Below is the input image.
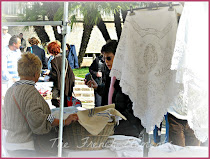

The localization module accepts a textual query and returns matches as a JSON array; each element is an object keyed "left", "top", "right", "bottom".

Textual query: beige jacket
[{"left": 4, "top": 84, "right": 52, "bottom": 143}]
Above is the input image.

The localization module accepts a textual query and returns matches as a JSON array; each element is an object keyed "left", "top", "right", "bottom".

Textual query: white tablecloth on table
[
  {"left": 64, "top": 149, "right": 117, "bottom": 157},
  {"left": 63, "top": 135, "right": 208, "bottom": 158},
  {"left": 2, "top": 132, "right": 208, "bottom": 157},
  {"left": 149, "top": 143, "right": 208, "bottom": 157}
]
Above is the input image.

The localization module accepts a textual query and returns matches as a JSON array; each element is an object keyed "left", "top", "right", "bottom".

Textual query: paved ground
[{"left": 73, "top": 78, "right": 94, "bottom": 109}]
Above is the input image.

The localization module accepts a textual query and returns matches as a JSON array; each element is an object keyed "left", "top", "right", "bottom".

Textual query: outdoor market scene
[{"left": 1, "top": 1, "right": 208, "bottom": 158}]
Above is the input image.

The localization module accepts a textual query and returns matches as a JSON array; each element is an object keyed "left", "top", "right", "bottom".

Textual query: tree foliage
[
  {"left": 70, "top": 2, "right": 103, "bottom": 66},
  {"left": 15, "top": 2, "right": 143, "bottom": 66},
  {"left": 20, "top": 2, "right": 50, "bottom": 46}
]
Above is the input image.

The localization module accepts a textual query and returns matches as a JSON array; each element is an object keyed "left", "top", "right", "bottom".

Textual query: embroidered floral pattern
[{"left": 110, "top": 7, "right": 178, "bottom": 132}]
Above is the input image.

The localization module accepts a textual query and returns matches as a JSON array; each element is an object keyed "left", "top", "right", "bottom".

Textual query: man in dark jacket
[
  {"left": 112, "top": 80, "right": 144, "bottom": 137},
  {"left": 89, "top": 55, "right": 109, "bottom": 107}
]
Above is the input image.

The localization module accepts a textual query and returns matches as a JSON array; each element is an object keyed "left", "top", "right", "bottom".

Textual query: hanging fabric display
[
  {"left": 171, "top": 2, "right": 208, "bottom": 142},
  {"left": 110, "top": 7, "right": 179, "bottom": 132}
]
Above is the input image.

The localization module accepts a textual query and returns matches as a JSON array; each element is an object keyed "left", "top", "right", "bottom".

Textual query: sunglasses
[{"left": 104, "top": 56, "right": 112, "bottom": 61}]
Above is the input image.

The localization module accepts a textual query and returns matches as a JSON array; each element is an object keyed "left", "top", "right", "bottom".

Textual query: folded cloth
[
  {"left": 77, "top": 104, "right": 126, "bottom": 135},
  {"left": 106, "top": 135, "right": 143, "bottom": 157}
]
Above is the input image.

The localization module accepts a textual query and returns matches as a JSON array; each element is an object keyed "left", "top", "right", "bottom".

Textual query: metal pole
[
  {"left": 2, "top": 21, "right": 63, "bottom": 26},
  {"left": 143, "top": 128, "right": 149, "bottom": 157},
  {"left": 58, "top": 2, "right": 68, "bottom": 157}
]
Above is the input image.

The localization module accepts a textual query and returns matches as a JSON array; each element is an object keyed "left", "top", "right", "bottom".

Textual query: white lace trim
[
  {"left": 171, "top": 2, "right": 208, "bottom": 142},
  {"left": 110, "top": 7, "right": 178, "bottom": 132}
]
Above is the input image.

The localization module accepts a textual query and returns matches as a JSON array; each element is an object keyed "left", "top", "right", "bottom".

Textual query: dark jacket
[
  {"left": 26, "top": 45, "right": 47, "bottom": 69},
  {"left": 113, "top": 80, "right": 144, "bottom": 137},
  {"left": 20, "top": 38, "right": 26, "bottom": 52},
  {"left": 96, "top": 66, "right": 110, "bottom": 106},
  {"left": 89, "top": 55, "right": 105, "bottom": 85}
]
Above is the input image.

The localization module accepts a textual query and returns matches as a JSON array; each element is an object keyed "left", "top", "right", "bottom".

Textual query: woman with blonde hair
[
  {"left": 26, "top": 37, "right": 47, "bottom": 69},
  {"left": 3, "top": 53, "right": 78, "bottom": 157}
]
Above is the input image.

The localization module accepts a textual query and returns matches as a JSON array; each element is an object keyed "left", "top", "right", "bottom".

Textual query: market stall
[
  {"left": 2, "top": 2, "right": 208, "bottom": 158},
  {"left": 110, "top": 0, "right": 208, "bottom": 148}
]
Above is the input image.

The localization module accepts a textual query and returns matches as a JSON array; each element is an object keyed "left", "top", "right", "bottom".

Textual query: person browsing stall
[
  {"left": 26, "top": 37, "right": 47, "bottom": 69},
  {"left": 3, "top": 53, "right": 78, "bottom": 157},
  {"left": 85, "top": 40, "right": 144, "bottom": 137},
  {"left": 48, "top": 42, "right": 75, "bottom": 107},
  {"left": 2, "top": 35, "right": 22, "bottom": 84},
  {"left": 86, "top": 40, "right": 115, "bottom": 106},
  {"left": 89, "top": 54, "right": 108, "bottom": 107}
]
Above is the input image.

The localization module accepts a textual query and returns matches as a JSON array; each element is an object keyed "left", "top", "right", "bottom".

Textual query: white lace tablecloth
[
  {"left": 110, "top": 7, "right": 178, "bottom": 132},
  {"left": 171, "top": 2, "right": 209, "bottom": 143}
]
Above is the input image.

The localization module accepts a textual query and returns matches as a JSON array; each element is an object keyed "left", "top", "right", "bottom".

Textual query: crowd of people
[
  {"left": 2, "top": 31, "right": 80, "bottom": 157},
  {"left": 2, "top": 31, "right": 145, "bottom": 157}
]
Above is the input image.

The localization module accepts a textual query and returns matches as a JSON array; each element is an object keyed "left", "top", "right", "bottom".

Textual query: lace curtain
[
  {"left": 110, "top": 7, "right": 179, "bottom": 132},
  {"left": 171, "top": 2, "right": 208, "bottom": 142}
]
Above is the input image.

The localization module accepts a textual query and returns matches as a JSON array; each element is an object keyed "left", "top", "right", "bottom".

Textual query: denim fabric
[
  {"left": 67, "top": 45, "right": 79, "bottom": 69},
  {"left": 153, "top": 114, "right": 169, "bottom": 143}
]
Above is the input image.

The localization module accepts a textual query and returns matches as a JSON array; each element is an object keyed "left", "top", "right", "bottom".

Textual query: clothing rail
[{"left": 128, "top": 2, "right": 180, "bottom": 16}]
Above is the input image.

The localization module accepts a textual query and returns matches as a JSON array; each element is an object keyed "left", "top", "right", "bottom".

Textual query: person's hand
[
  {"left": 43, "top": 69, "right": 50, "bottom": 76},
  {"left": 84, "top": 79, "right": 98, "bottom": 89},
  {"left": 12, "top": 78, "right": 18, "bottom": 82},
  {"left": 96, "top": 71, "right": 102, "bottom": 77},
  {"left": 65, "top": 114, "right": 78, "bottom": 126}
]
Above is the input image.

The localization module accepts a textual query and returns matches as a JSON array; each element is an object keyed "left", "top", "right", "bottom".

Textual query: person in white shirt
[
  {"left": 2, "top": 35, "right": 22, "bottom": 99},
  {"left": 2, "top": 35, "right": 21, "bottom": 83},
  {"left": 2, "top": 26, "right": 11, "bottom": 49}
]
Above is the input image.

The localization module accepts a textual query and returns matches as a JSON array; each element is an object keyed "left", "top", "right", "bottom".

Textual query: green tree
[
  {"left": 16, "top": 2, "right": 143, "bottom": 66},
  {"left": 20, "top": 2, "right": 64, "bottom": 47},
  {"left": 72, "top": 2, "right": 102, "bottom": 66},
  {"left": 22, "top": 2, "right": 50, "bottom": 46},
  {"left": 103, "top": 2, "right": 141, "bottom": 41},
  {"left": 43, "top": 2, "right": 63, "bottom": 44},
  {"left": 96, "top": 16, "right": 111, "bottom": 42}
]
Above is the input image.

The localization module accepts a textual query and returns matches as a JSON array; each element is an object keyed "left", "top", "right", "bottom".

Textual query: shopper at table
[
  {"left": 26, "top": 37, "right": 47, "bottom": 69},
  {"left": 48, "top": 41, "right": 75, "bottom": 107},
  {"left": 85, "top": 40, "right": 144, "bottom": 137},
  {"left": 3, "top": 53, "right": 78, "bottom": 157}
]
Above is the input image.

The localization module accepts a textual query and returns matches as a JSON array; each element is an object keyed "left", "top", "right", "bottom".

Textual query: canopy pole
[
  {"left": 58, "top": 2, "right": 69, "bottom": 157},
  {"left": 143, "top": 128, "right": 149, "bottom": 157}
]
